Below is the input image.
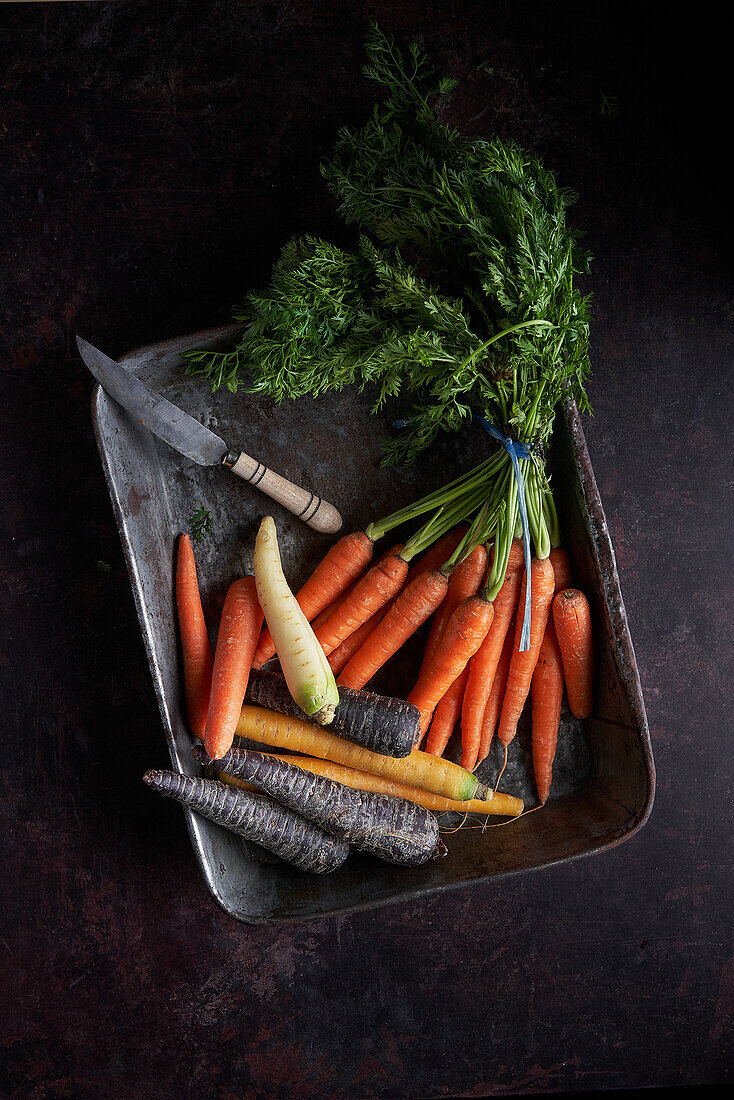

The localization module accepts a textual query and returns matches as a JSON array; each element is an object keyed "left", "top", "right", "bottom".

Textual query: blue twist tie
[{"left": 475, "top": 417, "right": 533, "bottom": 652}]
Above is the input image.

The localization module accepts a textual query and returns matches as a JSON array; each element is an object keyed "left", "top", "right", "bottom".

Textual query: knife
[{"left": 78, "top": 336, "right": 342, "bottom": 534}]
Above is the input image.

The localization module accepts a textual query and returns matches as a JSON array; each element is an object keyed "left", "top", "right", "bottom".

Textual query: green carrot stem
[
  {"left": 544, "top": 489, "right": 561, "bottom": 548},
  {"left": 365, "top": 454, "right": 503, "bottom": 541},
  {"left": 401, "top": 507, "right": 447, "bottom": 562},
  {"left": 524, "top": 465, "right": 543, "bottom": 555},
  {"left": 483, "top": 462, "right": 519, "bottom": 601},
  {"left": 525, "top": 463, "right": 550, "bottom": 560},
  {"left": 440, "top": 478, "right": 507, "bottom": 572},
  {"left": 524, "top": 379, "right": 547, "bottom": 437},
  {"left": 441, "top": 497, "right": 491, "bottom": 573},
  {"left": 466, "top": 320, "right": 554, "bottom": 382},
  {"left": 401, "top": 476, "right": 494, "bottom": 563}
]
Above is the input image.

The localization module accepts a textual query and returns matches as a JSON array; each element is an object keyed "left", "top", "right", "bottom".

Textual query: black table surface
[{"left": 1, "top": 2, "right": 731, "bottom": 1097}]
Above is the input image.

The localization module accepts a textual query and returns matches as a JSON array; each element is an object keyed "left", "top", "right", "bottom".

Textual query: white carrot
[{"left": 253, "top": 516, "right": 339, "bottom": 724}]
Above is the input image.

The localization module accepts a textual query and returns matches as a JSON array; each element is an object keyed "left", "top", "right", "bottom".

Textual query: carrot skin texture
[
  {"left": 204, "top": 577, "right": 263, "bottom": 760},
  {"left": 310, "top": 602, "right": 340, "bottom": 634},
  {"left": 235, "top": 705, "right": 485, "bottom": 801},
  {"left": 326, "top": 538, "right": 436, "bottom": 676},
  {"left": 476, "top": 614, "right": 515, "bottom": 764},
  {"left": 253, "top": 517, "right": 339, "bottom": 722},
  {"left": 418, "top": 544, "right": 488, "bottom": 681},
  {"left": 426, "top": 666, "right": 469, "bottom": 758},
  {"left": 323, "top": 684, "right": 420, "bottom": 756},
  {"left": 460, "top": 540, "right": 525, "bottom": 763},
  {"left": 310, "top": 542, "right": 404, "bottom": 637},
  {"left": 420, "top": 546, "right": 491, "bottom": 759},
  {"left": 410, "top": 596, "right": 495, "bottom": 736},
  {"left": 406, "top": 526, "right": 468, "bottom": 582},
  {"left": 331, "top": 525, "right": 470, "bottom": 678},
  {"left": 143, "top": 770, "right": 349, "bottom": 873},
  {"left": 175, "top": 534, "right": 213, "bottom": 741},
  {"left": 338, "top": 569, "right": 449, "bottom": 690},
  {"left": 531, "top": 620, "right": 564, "bottom": 805},
  {"left": 216, "top": 757, "right": 523, "bottom": 817},
  {"left": 497, "top": 557, "right": 556, "bottom": 747},
  {"left": 549, "top": 547, "right": 572, "bottom": 592},
  {"left": 195, "top": 746, "right": 441, "bottom": 866},
  {"left": 253, "top": 530, "right": 374, "bottom": 667},
  {"left": 314, "top": 554, "right": 409, "bottom": 655},
  {"left": 552, "top": 589, "right": 593, "bottom": 718},
  {"left": 327, "top": 609, "right": 386, "bottom": 674},
  {"left": 245, "top": 669, "right": 419, "bottom": 757}
]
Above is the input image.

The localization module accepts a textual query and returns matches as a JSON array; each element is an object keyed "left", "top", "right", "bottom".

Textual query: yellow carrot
[
  {"left": 216, "top": 756, "right": 523, "bottom": 817},
  {"left": 235, "top": 705, "right": 485, "bottom": 802}
]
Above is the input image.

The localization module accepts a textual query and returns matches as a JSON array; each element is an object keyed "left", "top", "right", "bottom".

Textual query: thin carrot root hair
[
  {"left": 438, "top": 810, "right": 471, "bottom": 834},
  {"left": 492, "top": 742, "right": 509, "bottom": 794},
  {"left": 452, "top": 803, "right": 544, "bottom": 832}
]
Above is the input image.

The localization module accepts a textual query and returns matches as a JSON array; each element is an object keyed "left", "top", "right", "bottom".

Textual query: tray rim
[{"left": 90, "top": 322, "right": 655, "bottom": 925}]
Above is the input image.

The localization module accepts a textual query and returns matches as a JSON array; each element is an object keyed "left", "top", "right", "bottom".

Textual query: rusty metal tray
[{"left": 91, "top": 324, "right": 655, "bottom": 925}]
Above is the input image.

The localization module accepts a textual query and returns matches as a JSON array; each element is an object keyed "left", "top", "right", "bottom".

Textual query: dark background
[{"left": 1, "top": 1, "right": 732, "bottom": 1097}]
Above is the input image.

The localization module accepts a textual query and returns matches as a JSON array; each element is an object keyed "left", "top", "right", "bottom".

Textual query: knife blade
[
  {"left": 78, "top": 336, "right": 229, "bottom": 466},
  {"left": 78, "top": 336, "right": 342, "bottom": 534}
]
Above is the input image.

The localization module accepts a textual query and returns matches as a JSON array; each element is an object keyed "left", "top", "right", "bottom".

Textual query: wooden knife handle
[{"left": 224, "top": 451, "right": 342, "bottom": 534}]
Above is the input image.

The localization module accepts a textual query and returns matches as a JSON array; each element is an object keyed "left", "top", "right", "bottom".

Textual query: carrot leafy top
[
  {"left": 184, "top": 22, "right": 590, "bottom": 470},
  {"left": 184, "top": 24, "right": 591, "bottom": 581}
]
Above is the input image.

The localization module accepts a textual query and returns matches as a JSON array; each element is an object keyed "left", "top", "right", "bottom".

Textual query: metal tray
[{"left": 92, "top": 324, "right": 655, "bottom": 925}]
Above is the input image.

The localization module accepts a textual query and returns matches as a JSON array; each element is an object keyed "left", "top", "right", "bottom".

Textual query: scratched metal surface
[
  {"left": 2, "top": 0, "right": 732, "bottom": 1095},
  {"left": 91, "top": 324, "right": 652, "bottom": 924}
]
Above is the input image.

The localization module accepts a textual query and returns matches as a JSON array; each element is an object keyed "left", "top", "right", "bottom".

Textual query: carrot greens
[
  {"left": 184, "top": 23, "right": 590, "bottom": 585},
  {"left": 189, "top": 507, "right": 212, "bottom": 542}
]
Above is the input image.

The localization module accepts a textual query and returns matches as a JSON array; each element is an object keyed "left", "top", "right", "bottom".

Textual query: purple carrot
[
  {"left": 245, "top": 669, "right": 419, "bottom": 757},
  {"left": 143, "top": 770, "right": 349, "bottom": 874},
  {"left": 193, "top": 745, "right": 442, "bottom": 867}
]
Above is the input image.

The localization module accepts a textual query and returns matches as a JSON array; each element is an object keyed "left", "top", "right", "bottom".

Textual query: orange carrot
[
  {"left": 408, "top": 542, "right": 487, "bottom": 766},
  {"left": 253, "top": 530, "right": 374, "bottom": 667},
  {"left": 326, "top": 540, "right": 424, "bottom": 675},
  {"left": 552, "top": 588, "right": 593, "bottom": 719},
  {"left": 314, "top": 553, "right": 409, "bottom": 656},
  {"left": 406, "top": 526, "right": 468, "bottom": 582},
  {"left": 418, "top": 543, "right": 488, "bottom": 679},
  {"left": 409, "top": 596, "right": 495, "bottom": 736},
  {"left": 476, "top": 612, "right": 515, "bottom": 764},
  {"left": 506, "top": 549, "right": 571, "bottom": 795},
  {"left": 205, "top": 577, "right": 264, "bottom": 760},
  {"left": 310, "top": 601, "right": 339, "bottom": 634},
  {"left": 175, "top": 534, "right": 213, "bottom": 741},
  {"left": 426, "top": 666, "right": 469, "bottom": 758},
  {"left": 311, "top": 543, "right": 403, "bottom": 635},
  {"left": 328, "top": 529, "right": 467, "bottom": 675},
  {"left": 460, "top": 539, "right": 525, "bottom": 764},
  {"left": 549, "top": 547, "right": 572, "bottom": 592},
  {"left": 338, "top": 569, "right": 449, "bottom": 690},
  {"left": 327, "top": 604, "right": 389, "bottom": 674},
  {"left": 497, "top": 557, "right": 556, "bottom": 746},
  {"left": 531, "top": 620, "right": 564, "bottom": 804}
]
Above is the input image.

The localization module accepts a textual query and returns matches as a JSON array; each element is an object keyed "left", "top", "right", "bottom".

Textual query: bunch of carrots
[
  {"left": 173, "top": 517, "right": 525, "bottom": 831},
  {"left": 410, "top": 535, "right": 594, "bottom": 804},
  {"left": 176, "top": 464, "right": 593, "bottom": 825},
  {"left": 176, "top": 464, "right": 500, "bottom": 763},
  {"left": 246, "top": 512, "right": 593, "bottom": 807}
]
